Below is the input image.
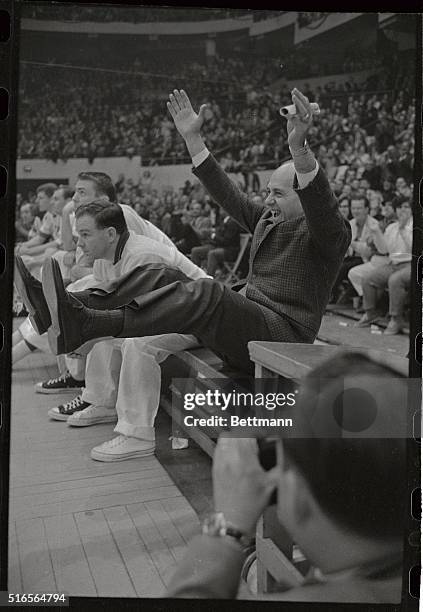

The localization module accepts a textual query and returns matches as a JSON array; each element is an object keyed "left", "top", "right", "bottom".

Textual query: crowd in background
[
  {"left": 16, "top": 22, "right": 415, "bottom": 331},
  {"left": 18, "top": 47, "right": 413, "bottom": 169},
  {"left": 17, "top": 56, "right": 281, "bottom": 164},
  {"left": 16, "top": 97, "right": 414, "bottom": 303}
]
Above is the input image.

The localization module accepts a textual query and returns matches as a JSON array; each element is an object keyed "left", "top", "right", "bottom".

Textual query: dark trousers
[
  {"left": 73, "top": 264, "right": 304, "bottom": 373},
  {"left": 191, "top": 245, "right": 231, "bottom": 276}
]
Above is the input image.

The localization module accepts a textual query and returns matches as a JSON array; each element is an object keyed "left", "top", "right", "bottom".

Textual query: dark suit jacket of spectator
[
  {"left": 212, "top": 216, "right": 241, "bottom": 260},
  {"left": 170, "top": 214, "right": 201, "bottom": 254},
  {"left": 362, "top": 166, "right": 382, "bottom": 191},
  {"left": 191, "top": 215, "right": 213, "bottom": 242},
  {"left": 193, "top": 155, "right": 351, "bottom": 340}
]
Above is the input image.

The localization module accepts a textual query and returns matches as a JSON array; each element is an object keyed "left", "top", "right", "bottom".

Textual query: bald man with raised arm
[{"left": 42, "top": 88, "right": 351, "bottom": 373}]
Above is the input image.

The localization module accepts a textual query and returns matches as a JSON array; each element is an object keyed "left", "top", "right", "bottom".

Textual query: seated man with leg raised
[{"left": 40, "top": 88, "right": 351, "bottom": 374}]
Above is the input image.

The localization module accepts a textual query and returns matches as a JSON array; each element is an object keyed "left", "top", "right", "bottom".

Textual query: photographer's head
[
  {"left": 275, "top": 352, "right": 406, "bottom": 574},
  {"left": 75, "top": 198, "right": 128, "bottom": 262},
  {"left": 265, "top": 161, "right": 303, "bottom": 220},
  {"left": 73, "top": 171, "right": 117, "bottom": 209}
]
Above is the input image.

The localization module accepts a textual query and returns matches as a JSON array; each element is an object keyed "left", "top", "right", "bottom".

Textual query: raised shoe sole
[
  {"left": 14, "top": 258, "right": 46, "bottom": 335},
  {"left": 68, "top": 414, "right": 118, "bottom": 427},
  {"left": 35, "top": 382, "right": 85, "bottom": 395},
  {"left": 43, "top": 258, "right": 69, "bottom": 355}
]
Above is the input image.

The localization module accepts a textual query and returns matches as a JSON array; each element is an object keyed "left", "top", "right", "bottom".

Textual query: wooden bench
[
  {"left": 160, "top": 347, "right": 249, "bottom": 457},
  {"left": 160, "top": 342, "right": 409, "bottom": 593},
  {"left": 248, "top": 341, "right": 409, "bottom": 594}
]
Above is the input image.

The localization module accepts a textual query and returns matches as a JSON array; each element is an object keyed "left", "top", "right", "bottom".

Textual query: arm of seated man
[
  {"left": 17, "top": 232, "right": 49, "bottom": 254},
  {"left": 19, "top": 240, "right": 54, "bottom": 256}
]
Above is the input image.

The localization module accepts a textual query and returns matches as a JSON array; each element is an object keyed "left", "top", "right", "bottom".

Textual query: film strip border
[
  {"left": 0, "top": 4, "right": 420, "bottom": 610},
  {"left": 0, "top": 0, "right": 15, "bottom": 593},
  {"left": 407, "top": 12, "right": 423, "bottom": 608}
]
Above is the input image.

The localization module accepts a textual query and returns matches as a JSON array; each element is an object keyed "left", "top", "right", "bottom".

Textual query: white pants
[
  {"left": 19, "top": 316, "right": 51, "bottom": 351},
  {"left": 81, "top": 334, "right": 199, "bottom": 441},
  {"left": 347, "top": 256, "right": 389, "bottom": 296}
]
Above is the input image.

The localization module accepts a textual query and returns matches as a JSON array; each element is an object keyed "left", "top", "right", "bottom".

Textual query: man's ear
[{"left": 107, "top": 227, "right": 117, "bottom": 242}]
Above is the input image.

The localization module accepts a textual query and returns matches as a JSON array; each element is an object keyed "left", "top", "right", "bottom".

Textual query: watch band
[
  {"left": 290, "top": 140, "right": 310, "bottom": 157},
  {"left": 202, "top": 512, "right": 254, "bottom": 548}
]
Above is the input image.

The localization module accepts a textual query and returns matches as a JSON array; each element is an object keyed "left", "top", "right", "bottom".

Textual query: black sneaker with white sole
[
  {"left": 35, "top": 372, "right": 85, "bottom": 394},
  {"left": 48, "top": 395, "right": 91, "bottom": 421}
]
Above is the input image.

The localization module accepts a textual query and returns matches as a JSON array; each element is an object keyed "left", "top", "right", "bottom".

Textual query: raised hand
[
  {"left": 167, "top": 89, "right": 207, "bottom": 141},
  {"left": 284, "top": 88, "right": 315, "bottom": 150}
]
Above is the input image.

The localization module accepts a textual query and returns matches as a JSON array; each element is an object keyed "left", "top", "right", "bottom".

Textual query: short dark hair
[
  {"left": 392, "top": 195, "right": 410, "bottom": 210},
  {"left": 351, "top": 196, "right": 370, "bottom": 209},
  {"left": 75, "top": 199, "right": 128, "bottom": 235},
  {"left": 339, "top": 197, "right": 350, "bottom": 206},
  {"left": 20, "top": 202, "right": 36, "bottom": 216},
  {"left": 77, "top": 172, "right": 116, "bottom": 202},
  {"left": 36, "top": 183, "right": 57, "bottom": 198},
  {"left": 283, "top": 352, "right": 407, "bottom": 540},
  {"left": 57, "top": 185, "right": 74, "bottom": 201}
]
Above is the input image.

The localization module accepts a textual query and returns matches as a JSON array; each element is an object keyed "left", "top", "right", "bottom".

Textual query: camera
[{"left": 279, "top": 102, "right": 320, "bottom": 117}]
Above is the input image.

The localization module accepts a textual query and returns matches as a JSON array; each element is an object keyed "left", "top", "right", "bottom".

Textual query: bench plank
[{"left": 248, "top": 342, "right": 408, "bottom": 379}]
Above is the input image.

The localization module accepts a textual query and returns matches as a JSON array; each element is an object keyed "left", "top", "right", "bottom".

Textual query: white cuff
[
  {"left": 192, "top": 148, "right": 210, "bottom": 168},
  {"left": 296, "top": 162, "right": 319, "bottom": 189}
]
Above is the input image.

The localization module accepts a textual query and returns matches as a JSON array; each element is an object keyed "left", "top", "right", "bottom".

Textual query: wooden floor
[
  {"left": 8, "top": 348, "right": 204, "bottom": 598},
  {"left": 319, "top": 308, "right": 409, "bottom": 355},
  {"left": 7, "top": 309, "right": 409, "bottom": 599}
]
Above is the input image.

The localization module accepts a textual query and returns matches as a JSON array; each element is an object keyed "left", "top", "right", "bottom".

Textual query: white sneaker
[
  {"left": 67, "top": 404, "right": 117, "bottom": 427},
  {"left": 91, "top": 435, "right": 155, "bottom": 462}
]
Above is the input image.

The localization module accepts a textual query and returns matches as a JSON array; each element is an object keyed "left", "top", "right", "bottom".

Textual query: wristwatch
[{"left": 202, "top": 512, "right": 254, "bottom": 549}]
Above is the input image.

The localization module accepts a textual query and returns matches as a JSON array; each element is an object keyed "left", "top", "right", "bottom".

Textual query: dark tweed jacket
[{"left": 193, "top": 154, "right": 351, "bottom": 341}]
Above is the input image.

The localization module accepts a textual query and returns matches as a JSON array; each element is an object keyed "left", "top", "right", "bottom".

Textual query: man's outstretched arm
[
  {"left": 167, "top": 89, "right": 265, "bottom": 233},
  {"left": 285, "top": 89, "right": 351, "bottom": 259}
]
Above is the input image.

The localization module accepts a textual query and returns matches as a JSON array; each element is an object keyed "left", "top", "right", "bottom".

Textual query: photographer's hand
[
  {"left": 212, "top": 436, "right": 278, "bottom": 535},
  {"left": 167, "top": 89, "right": 208, "bottom": 158}
]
